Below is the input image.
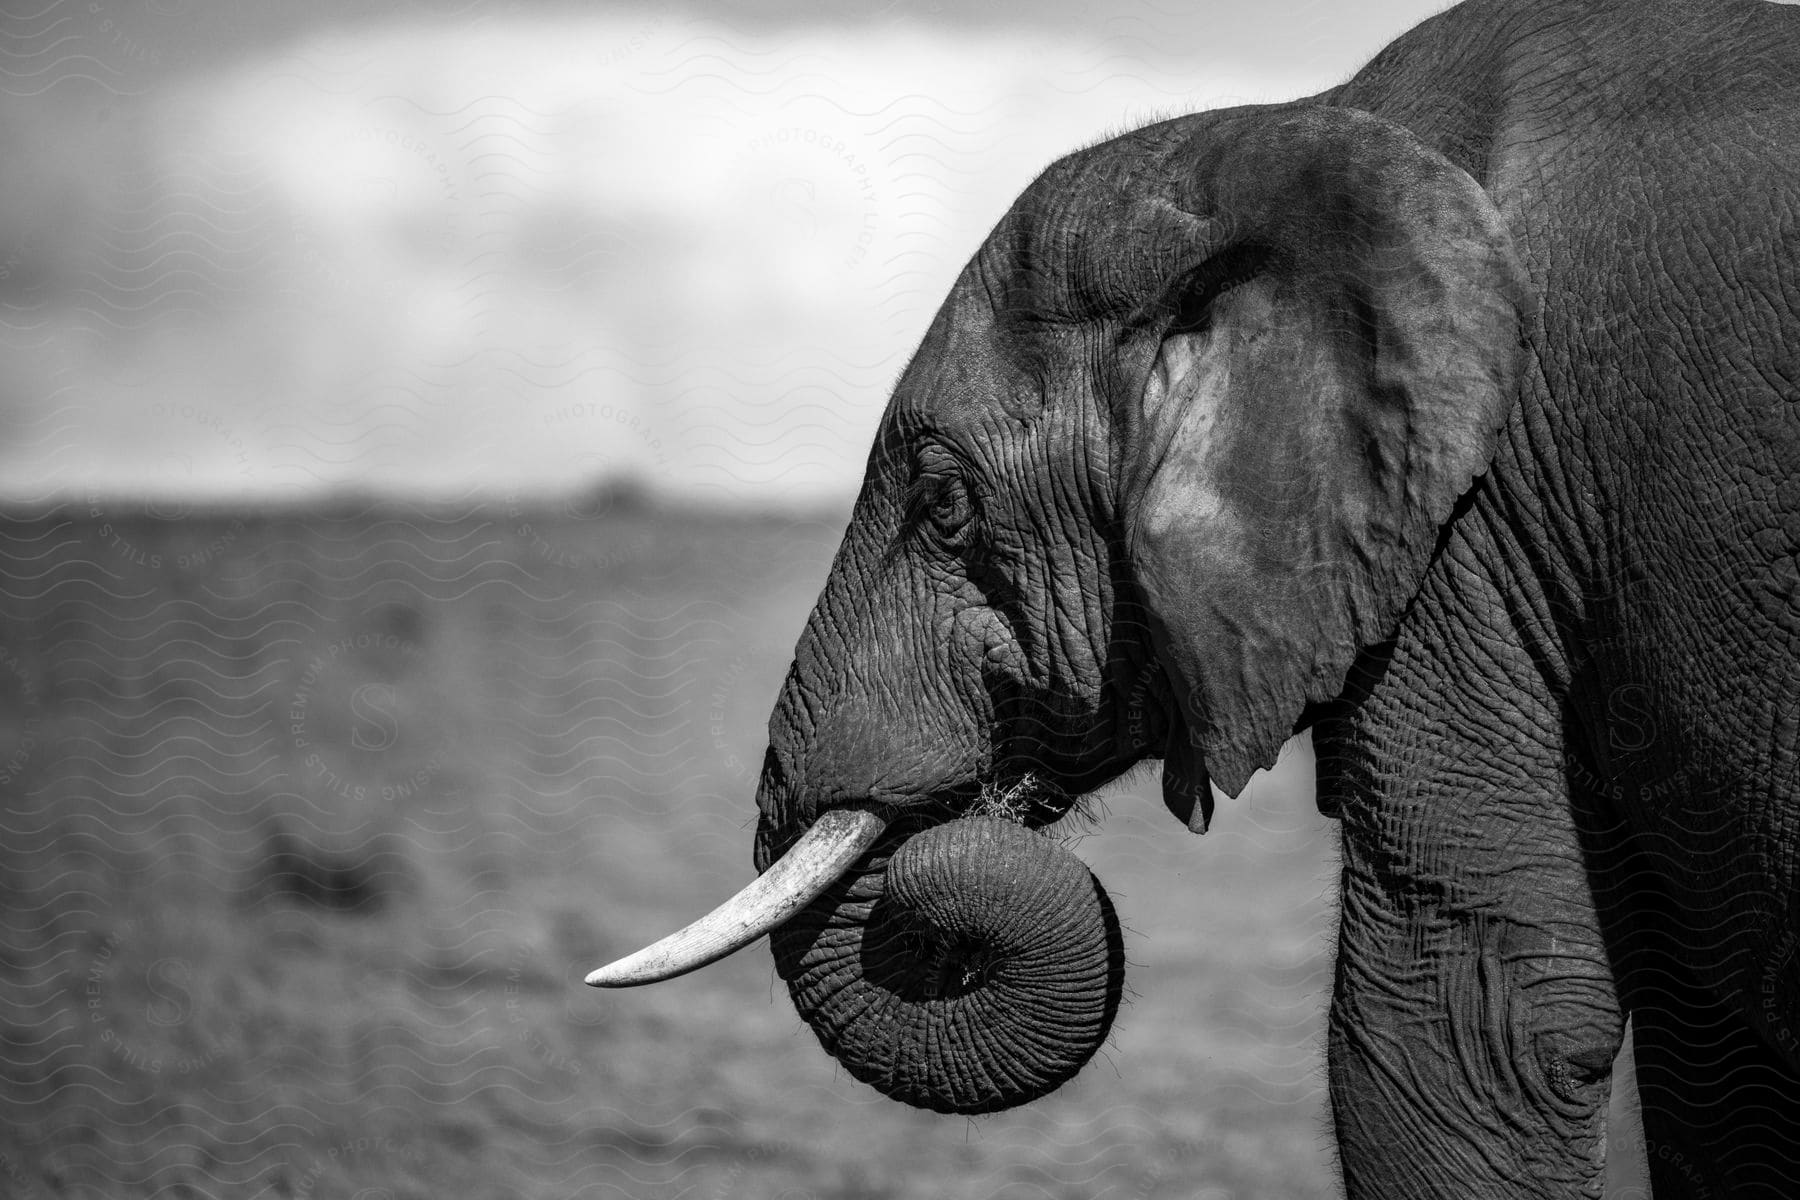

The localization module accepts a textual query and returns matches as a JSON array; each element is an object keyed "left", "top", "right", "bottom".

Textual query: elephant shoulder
[{"left": 1331, "top": 0, "right": 1800, "bottom": 189}]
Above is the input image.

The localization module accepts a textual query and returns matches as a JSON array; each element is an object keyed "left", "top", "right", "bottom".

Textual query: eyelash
[{"left": 904, "top": 466, "right": 978, "bottom": 547}]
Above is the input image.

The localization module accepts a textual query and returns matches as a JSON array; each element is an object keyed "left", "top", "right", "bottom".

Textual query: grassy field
[{"left": 0, "top": 501, "right": 1337, "bottom": 1200}]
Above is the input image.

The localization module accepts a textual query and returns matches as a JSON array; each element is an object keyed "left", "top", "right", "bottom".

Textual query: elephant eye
[
  {"left": 926, "top": 474, "right": 972, "bottom": 536},
  {"left": 902, "top": 455, "right": 977, "bottom": 551},
  {"left": 1534, "top": 1036, "right": 1615, "bottom": 1105},
  {"left": 900, "top": 441, "right": 983, "bottom": 554}
]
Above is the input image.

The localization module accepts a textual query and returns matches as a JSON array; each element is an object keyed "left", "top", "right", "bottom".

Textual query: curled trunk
[{"left": 771, "top": 814, "right": 1124, "bottom": 1114}]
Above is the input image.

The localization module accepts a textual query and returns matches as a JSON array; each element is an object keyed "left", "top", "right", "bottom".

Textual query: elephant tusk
[{"left": 585, "top": 806, "right": 887, "bottom": 987}]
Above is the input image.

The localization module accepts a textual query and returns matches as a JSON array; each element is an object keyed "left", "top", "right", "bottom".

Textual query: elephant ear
[{"left": 1122, "top": 105, "right": 1531, "bottom": 804}]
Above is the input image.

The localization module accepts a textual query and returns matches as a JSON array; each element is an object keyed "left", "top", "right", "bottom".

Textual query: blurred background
[{"left": 0, "top": 0, "right": 1444, "bottom": 1196}]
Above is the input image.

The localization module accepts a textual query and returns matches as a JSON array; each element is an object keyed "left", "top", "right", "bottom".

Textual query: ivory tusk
[{"left": 585, "top": 806, "right": 887, "bottom": 987}]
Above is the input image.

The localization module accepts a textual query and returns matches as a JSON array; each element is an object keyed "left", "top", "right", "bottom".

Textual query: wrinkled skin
[{"left": 743, "top": 0, "right": 1800, "bottom": 1195}]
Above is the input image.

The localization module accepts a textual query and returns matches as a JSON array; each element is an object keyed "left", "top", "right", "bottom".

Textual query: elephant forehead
[
  {"left": 975, "top": 129, "right": 1206, "bottom": 324},
  {"left": 980, "top": 193, "right": 1185, "bottom": 323},
  {"left": 884, "top": 294, "right": 1019, "bottom": 427},
  {"left": 877, "top": 129, "right": 1206, "bottom": 432}
]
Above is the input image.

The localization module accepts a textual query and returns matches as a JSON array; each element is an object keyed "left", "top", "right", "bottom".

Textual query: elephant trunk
[{"left": 771, "top": 813, "right": 1124, "bottom": 1114}]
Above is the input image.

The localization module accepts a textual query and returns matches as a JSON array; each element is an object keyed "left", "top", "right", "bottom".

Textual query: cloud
[{"left": 0, "top": 6, "right": 1374, "bottom": 506}]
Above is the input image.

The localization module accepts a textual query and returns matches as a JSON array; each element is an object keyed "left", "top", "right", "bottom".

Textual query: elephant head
[{"left": 589, "top": 103, "right": 1527, "bottom": 1115}]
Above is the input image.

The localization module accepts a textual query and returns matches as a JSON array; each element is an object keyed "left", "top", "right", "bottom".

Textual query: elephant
[{"left": 588, "top": 0, "right": 1800, "bottom": 1194}]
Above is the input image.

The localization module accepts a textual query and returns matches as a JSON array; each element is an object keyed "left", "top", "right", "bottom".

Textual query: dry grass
[{"left": 0, "top": 502, "right": 1337, "bottom": 1199}]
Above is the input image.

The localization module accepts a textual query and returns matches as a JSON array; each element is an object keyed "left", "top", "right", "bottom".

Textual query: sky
[{"left": 1, "top": 0, "right": 1449, "bottom": 508}]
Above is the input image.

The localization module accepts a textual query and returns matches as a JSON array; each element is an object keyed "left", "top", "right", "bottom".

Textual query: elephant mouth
[{"left": 966, "top": 770, "right": 1081, "bottom": 828}]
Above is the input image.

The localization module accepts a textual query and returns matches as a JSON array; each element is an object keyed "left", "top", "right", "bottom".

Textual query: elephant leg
[
  {"left": 1610, "top": 898, "right": 1800, "bottom": 1197},
  {"left": 1321, "top": 530, "right": 1625, "bottom": 1197},
  {"left": 1328, "top": 891, "right": 1620, "bottom": 1199},
  {"left": 1575, "top": 772, "right": 1800, "bottom": 1197},
  {"left": 1327, "top": 747, "right": 1622, "bottom": 1197}
]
